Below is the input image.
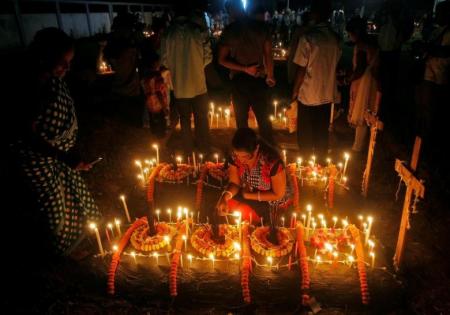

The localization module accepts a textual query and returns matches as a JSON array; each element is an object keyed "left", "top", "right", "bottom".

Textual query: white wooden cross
[{"left": 393, "top": 137, "right": 425, "bottom": 271}]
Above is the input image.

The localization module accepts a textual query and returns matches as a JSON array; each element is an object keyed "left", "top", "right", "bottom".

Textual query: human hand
[
  {"left": 244, "top": 65, "right": 259, "bottom": 77},
  {"left": 75, "top": 162, "right": 93, "bottom": 171},
  {"left": 216, "top": 197, "right": 229, "bottom": 216},
  {"left": 266, "top": 76, "right": 276, "bottom": 87}
]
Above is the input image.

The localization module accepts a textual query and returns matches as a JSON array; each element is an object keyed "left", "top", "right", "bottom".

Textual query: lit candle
[
  {"left": 199, "top": 154, "right": 203, "bottom": 166},
  {"left": 114, "top": 218, "right": 121, "bottom": 236},
  {"left": 107, "top": 222, "right": 115, "bottom": 238},
  {"left": 210, "top": 111, "right": 214, "bottom": 128},
  {"left": 167, "top": 208, "right": 172, "bottom": 223},
  {"left": 233, "top": 211, "right": 242, "bottom": 243},
  {"left": 131, "top": 251, "right": 137, "bottom": 264},
  {"left": 365, "top": 216, "right": 373, "bottom": 244},
  {"left": 281, "top": 216, "right": 285, "bottom": 227},
  {"left": 343, "top": 152, "right": 350, "bottom": 177},
  {"left": 225, "top": 108, "right": 230, "bottom": 127},
  {"left": 368, "top": 239, "right": 375, "bottom": 252},
  {"left": 283, "top": 117, "right": 287, "bottom": 128},
  {"left": 278, "top": 113, "right": 282, "bottom": 121},
  {"left": 270, "top": 115, "right": 275, "bottom": 122},
  {"left": 332, "top": 216, "right": 338, "bottom": 228},
  {"left": 316, "top": 255, "right": 321, "bottom": 265},
  {"left": 370, "top": 252, "right": 375, "bottom": 268},
  {"left": 152, "top": 143, "right": 159, "bottom": 164},
  {"left": 312, "top": 155, "right": 316, "bottom": 168},
  {"left": 260, "top": 217, "right": 264, "bottom": 227},
  {"left": 155, "top": 209, "right": 160, "bottom": 222},
  {"left": 209, "top": 253, "right": 215, "bottom": 270},
  {"left": 135, "top": 160, "right": 145, "bottom": 182},
  {"left": 210, "top": 102, "right": 215, "bottom": 116},
  {"left": 89, "top": 223, "right": 104, "bottom": 256},
  {"left": 119, "top": 195, "right": 131, "bottom": 223},
  {"left": 184, "top": 207, "right": 189, "bottom": 236},
  {"left": 216, "top": 113, "right": 219, "bottom": 128},
  {"left": 273, "top": 100, "right": 278, "bottom": 117},
  {"left": 214, "top": 153, "right": 219, "bottom": 165},
  {"left": 302, "top": 214, "right": 306, "bottom": 226},
  {"left": 282, "top": 150, "right": 287, "bottom": 164},
  {"left": 192, "top": 152, "right": 197, "bottom": 169},
  {"left": 348, "top": 255, "right": 354, "bottom": 266},
  {"left": 112, "top": 244, "right": 118, "bottom": 252},
  {"left": 187, "top": 254, "right": 193, "bottom": 267},
  {"left": 153, "top": 252, "right": 159, "bottom": 265},
  {"left": 267, "top": 256, "right": 273, "bottom": 269},
  {"left": 182, "top": 234, "right": 187, "bottom": 251},
  {"left": 176, "top": 156, "right": 182, "bottom": 166},
  {"left": 350, "top": 243, "right": 355, "bottom": 255},
  {"left": 291, "top": 212, "right": 297, "bottom": 228}
]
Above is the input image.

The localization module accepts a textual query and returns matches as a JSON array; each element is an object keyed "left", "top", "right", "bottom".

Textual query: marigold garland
[
  {"left": 348, "top": 224, "right": 370, "bottom": 305},
  {"left": 190, "top": 224, "right": 239, "bottom": 257},
  {"left": 130, "top": 222, "right": 176, "bottom": 252},
  {"left": 297, "top": 223, "right": 310, "bottom": 306},
  {"left": 241, "top": 223, "right": 252, "bottom": 303},
  {"left": 250, "top": 226, "right": 293, "bottom": 257},
  {"left": 169, "top": 222, "right": 187, "bottom": 297},
  {"left": 157, "top": 163, "right": 192, "bottom": 182},
  {"left": 107, "top": 217, "right": 147, "bottom": 295}
]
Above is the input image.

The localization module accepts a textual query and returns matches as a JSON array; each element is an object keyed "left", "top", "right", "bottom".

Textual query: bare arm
[
  {"left": 291, "top": 65, "right": 306, "bottom": 101},
  {"left": 218, "top": 44, "right": 259, "bottom": 76}
]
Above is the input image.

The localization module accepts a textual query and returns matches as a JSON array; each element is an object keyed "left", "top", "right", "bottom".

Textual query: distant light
[{"left": 242, "top": 0, "right": 247, "bottom": 10}]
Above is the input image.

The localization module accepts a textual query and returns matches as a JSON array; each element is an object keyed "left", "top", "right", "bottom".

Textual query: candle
[
  {"left": 291, "top": 212, "right": 297, "bottom": 228},
  {"left": 332, "top": 216, "right": 338, "bottom": 228},
  {"left": 131, "top": 251, "right": 137, "bottom": 264},
  {"left": 182, "top": 234, "right": 187, "bottom": 251},
  {"left": 107, "top": 222, "right": 115, "bottom": 238},
  {"left": 343, "top": 152, "right": 350, "bottom": 177},
  {"left": 153, "top": 252, "right": 159, "bottom": 265},
  {"left": 316, "top": 255, "right": 321, "bottom": 265},
  {"left": 214, "top": 153, "right": 219, "bottom": 165},
  {"left": 152, "top": 144, "right": 159, "bottom": 164},
  {"left": 249, "top": 212, "right": 253, "bottom": 225},
  {"left": 176, "top": 156, "right": 182, "bottom": 166},
  {"left": 135, "top": 160, "right": 145, "bottom": 182},
  {"left": 105, "top": 227, "right": 111, "bottom": 244},
  {"left": 348, "top": 255, "right": 354, "bottom": 266},
  {"left": 370, "top": 252, "right": 375, "bottom": 268},
  {"left": 89, "top": 223, "right": 104, "bottom": 256},
  {"left": 281, "top": 216, "right": 285, "bottom": 227},
  {"left": 112, "top": 244, "right": 118, "bottom": 252},
  {"left": 192, "top": 152, "right": 197, "bottom": 169},
  {"left": 301, "top": 214, "right": 306, "bottom": 226},
  {"left": 350, "top": 243, "right": 355, "bottom": 255},
  {"left": 120, "top": 195, "right": 131, "bottom": 223},
  {"left": 269, "top": 115, "right": 275, "bottom": 122},
  {"left": 199, "top": 154, "right": 203, "bottom": 166},
  {"left": 312, "top": 155, "right": 316, "bottom": 168},
  {"left": 210, "top": 111, "right": 214, "bottom": 128},
  {"left": 282, "top": 150, "right": 287, "bottom": 164},
  {"left": 326, "top": 158, "right": 331, "bottom": 166},
  {"left": 114, "top": 218, "right": 121, "bottom": 236},
  {"left": 273, "top": 100, "right": 278, "bottom": 117},
  {"left": 155, "top": 209, "right": 160, "bottom": 222},
  {"left": 368, "top": 239, "right": 375, "bottom": 252},
  {"left": 261, "top": 217, "right": 264, "bottom": 227},
  {"left": 191, "top": 211, "right": 194, "bottom": 230},
  {"left": 187, "top": 254, "right": 193, "bottom": 267},
  {"left": 233, "top": 211, "right": 242, "bottom": 243},
  {"left": 365, "top": 216, "right": 373, "bottom": 244},
  {"left": 216, "top": 113, "right": 219, "bottom": 128},
  {"left": 283, "top": 117, "right": 287, "bottom": 128},
  {"left": 209, "top": 253, "right": 215, "bottom": 270},
  {"left": 267, "top": 256, "right": 273, "bottom": 269},
  {"left": 210, "top": 102, "right": 214, "bottom": 117},
  {"left": 184, "top": 208, "right": 189, "bottom": 236},
  {"left": 167, "top": 208, "right": 172, "bottom": 223},
  {"left": 278, "top": 113, "right": 282, "bottom": 121},
  {"left": 218, "top": 107, "right": 222, "bottom": 118},
  {"left": 225, "top": 108, "right": 230, "bottom": 127}
]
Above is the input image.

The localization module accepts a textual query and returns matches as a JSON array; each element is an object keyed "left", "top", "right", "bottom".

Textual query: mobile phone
[{"left": 89, "top": 157, "right": 103, "bottom": 166}]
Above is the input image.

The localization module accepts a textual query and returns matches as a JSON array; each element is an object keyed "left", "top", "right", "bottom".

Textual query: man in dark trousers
[{"left": 218, "top": 0, "right": 275, "bottom": 145}]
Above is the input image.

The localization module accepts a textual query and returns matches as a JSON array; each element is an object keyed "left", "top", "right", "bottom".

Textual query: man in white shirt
[
  {"left": 291, "top": 0, "right": 341, "bottom": 158},
  {"left": 160, "top": 3, "right": 212, "bottom": 155}
]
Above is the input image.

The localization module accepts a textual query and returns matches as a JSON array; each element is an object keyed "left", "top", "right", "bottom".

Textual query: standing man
[
  {"left": 160, "top": 2, "right": 212, "bottom": 155},
  {"left": 218, "top": 0, "right": 276, "bottom": 145},
  {"left": 291, "top": 0, "right": 341, "bottom": 158}
]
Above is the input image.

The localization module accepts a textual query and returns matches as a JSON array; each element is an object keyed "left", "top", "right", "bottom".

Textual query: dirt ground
[{"left": 3, "top": 57, "right": 450, "bottom": 314}]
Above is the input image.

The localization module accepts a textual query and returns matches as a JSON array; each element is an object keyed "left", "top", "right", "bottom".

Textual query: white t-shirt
[
  {"left": 424, "top": 26, "right": 450, "bottom": 85},
  {"left": 293, "top": 23, "right": 341, "bottom": 106}
]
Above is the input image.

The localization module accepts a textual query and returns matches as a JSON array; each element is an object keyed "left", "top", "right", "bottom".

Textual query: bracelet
[
  {"left": 257, "top": 191, "right": 261, "bottom": 202},
  {"left": 222, "top": 190, "right": 233, "bottom": 200}
]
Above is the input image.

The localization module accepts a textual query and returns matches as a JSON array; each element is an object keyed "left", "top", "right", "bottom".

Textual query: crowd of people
[{"left": 4, "top": 0, "right": 449, "bottom": 256}]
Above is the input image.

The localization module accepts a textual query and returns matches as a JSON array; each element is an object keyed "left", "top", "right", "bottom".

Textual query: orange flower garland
[
  {"left": 191, "top": 224, "right": 239, "bottom": 257},
  {"left": 288, "top": 163, "right": 300, "bottom": 211},
  {"left": 130, "top": 222, "right": 176, "bottom": 252},
  {"left": 348, "top": 224, "right": 370, "bottom": 305},
  {"left": 169, "top": 222, "right": 187, "bottom": 297},
  {"left": 147, "top": 164, "right": 165, "bottom": 206},
  {"left": 296, "top": 224, "right": 310, "bottom": 306},
  {"left": 250, "top": 226, "right": 293, "bottom": 257},
  {"left": 195, "top": 165, "right": 209, "bottom": 210},
  {"left": 241, "top": 223, "right": 252, "bottom": 304},
  {"left": 107, "top": 217, "right": 147, "bottom": 295}
]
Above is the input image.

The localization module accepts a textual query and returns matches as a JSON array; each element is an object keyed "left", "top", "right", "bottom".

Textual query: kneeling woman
[{"left": 216, "top": 128, "right": 292, "bottom": 238}]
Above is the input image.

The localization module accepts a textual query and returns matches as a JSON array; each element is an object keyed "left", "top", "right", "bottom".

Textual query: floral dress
[
  {"left": 231, "top": 153, "right": 293, "bottom": 209},
  {"left": 12, "top": 77, "right": 101, "bottom": 255}
]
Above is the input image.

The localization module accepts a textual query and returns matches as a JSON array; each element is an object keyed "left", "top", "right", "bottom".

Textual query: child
[{"left": 140, "top": 51, "right": 168, "bottom": 138}]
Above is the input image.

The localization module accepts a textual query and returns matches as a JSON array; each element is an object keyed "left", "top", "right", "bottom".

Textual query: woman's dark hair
[
  {"left": 27, "top": 27, "right": 74, "bottom": 74},
  {"left": 231, "top": 128, "right": 281, "bottom": 162}
]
